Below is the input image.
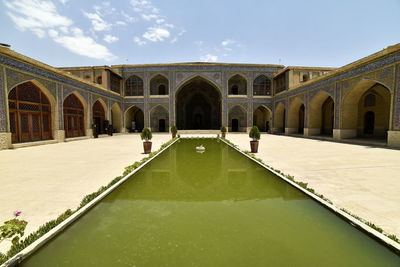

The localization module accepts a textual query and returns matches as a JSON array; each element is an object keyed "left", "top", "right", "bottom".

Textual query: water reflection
[{"left": 111, "top": 139, "right": 307, "bottom": 202}]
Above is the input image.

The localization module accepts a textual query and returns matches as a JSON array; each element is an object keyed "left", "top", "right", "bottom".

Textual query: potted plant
[
  {"left": 171, "top": 125, "right": 178, "bottom": 138},
  {"left": 249, "top": 126, "right": 260, "bottom": 153},
  {"left": 220, "top": 126, "right": 227, "bottom": 138},
  {"left": 141, "top": 127, "right": 152, "bottom": 154}
]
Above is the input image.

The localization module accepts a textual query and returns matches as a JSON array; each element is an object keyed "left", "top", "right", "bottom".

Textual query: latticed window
[
  {"left": 8, "top": 81, "right": 52, "bottom": 143},
  {"left": 253, "top": 75, "right": 271, "bottom": 96},
  {"left": 125, "top": 75, "right": 144, "bottom": 96}
]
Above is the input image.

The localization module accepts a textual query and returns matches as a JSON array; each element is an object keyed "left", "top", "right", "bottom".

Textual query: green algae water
[{"left": 22, "top": 139, "right": 400, "bottom": 267}]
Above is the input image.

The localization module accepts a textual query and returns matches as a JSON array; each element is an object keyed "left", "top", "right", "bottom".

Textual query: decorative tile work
[
  {"left": 274, "top": 51, "right": 400, "bottom": 102},
  {"left": 308, "top": 84, "right": 335, "bottom": 102},
  {"left": 0, "top": 55, "right": 122, "bottom": 101},
  {"left": 124, "top": 102, "right": 144, "bottom": 112},
  {"left": 175, "top": 71, "right": 222, "bottom": 88},
  {"left": 63, "top": 85, "right": 89, "bottom": 102},
  {"left": 149, "top": 103, "right": 169, "bottom": 111},
  {"left": 122, "top": 65, "right": 280, "bottom": 73},
  {"left": 0, "top": 67, "right": 6, "bottom": 132},
  {"left": 394, "top": 65, "right": 400, "bottom": 130},
  {"left": 228, "top": 102, "right": 247, "bottom": 111},
  {"left": 148, "top": 97, "right": 169, "bottom": 103}
]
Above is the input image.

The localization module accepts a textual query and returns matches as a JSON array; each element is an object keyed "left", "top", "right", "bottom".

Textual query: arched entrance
[
  {"left": 228, "top": 105, "right": 247, "bottom": 132},
  {"left": 92, "top": 100, "right": 106, "bottom": 135},
  {"left": 63, "top": 93, "right": 85, "bottom": 138},
  {"left": 150, "top": 105, "right": 169, "bottom": 132},
  {"left": 341, "top": 80, "right": 391, "bottom": 140},
  {"left": 253, "top": 105, "right": 271, "bottom": 132},
  {"left": 8, "top": 81, "right": 52, "bottom": 143},
  {"left": 308, "top": 91, "right": 334, "bottom": 136},
  {"left": 176, "top": 76, "right": 221, "bottom": 130},
  {"left": 111, "top": 103, "right": 122, "bottom": 133},
  {"left": 125, "top": 106, "right": 144, "bottom": 132},
  {"left": 287, "top": 97, "right": 305, "bottom": 134},
  {"left": 274, "top": 102, "right": 285, "bottom": 133}
]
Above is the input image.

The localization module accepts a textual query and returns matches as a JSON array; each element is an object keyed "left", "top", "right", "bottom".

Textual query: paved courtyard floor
[
  {"left": 0, "top": 133, "right": 171, "bottom": 252},
  {"left": 227, "top": 133, "right": 400, "bottom": 239},
  {"left": 0, "top": 133, "right": 399, "bottom": 252}
]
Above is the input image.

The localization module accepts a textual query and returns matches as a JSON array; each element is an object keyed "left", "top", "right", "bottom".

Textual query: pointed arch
[
  {"left": 150, "top": 74, "right": 169, "bottom": 95},
  {"left": 63, "top": 91, "right": 88, "bottom": 138},
  {"left": 8, "top": 80, "right": 56, "bottom": 143},
  {"left": 124, "top": 105, "right": 144, "bottom": 132},
  {"left": 228, "top": 105, "right": 247, "bottom": 132},
  {"left": 228, "top": 74, "right": 247, "bottom": 95},
  {"left": 253, "top": 105, "right": 272, "bottom": 132},
  {"left": 340, "top": 79, "right": 391, "bottom": 139},
  {"left": 287, "top": 97, "right": 305, "bottom": 134},
  {"left": 253, "top": 75, "right": 272, "bottom": 96},
  {"left": 176, "top": 75, "right": 222, "bottom": 97},
  {"left": 176, "top": 75, "right": 221, "bottom": 130},
  {"left": 150, "top": 105, "right": 169, "bottom": 132},
  {"left": 308, "top": 91, "right": 335, "bottom": 136},
  {"left": 92, "top": 98, "right": 108, "bottom": 134},
  {"left": 125, "top": 75, "right": 144, "bottom": 96}
]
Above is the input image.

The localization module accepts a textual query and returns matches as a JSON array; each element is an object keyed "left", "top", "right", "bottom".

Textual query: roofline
[
  {"left": 110, "top": 62, "right": 285, "bottom": 69},
  {"left": 0, "top": 47, "right": 121, "bottom": 96},
  {"left": 287, "top": 43, "right": 400, "bottom": 92}
]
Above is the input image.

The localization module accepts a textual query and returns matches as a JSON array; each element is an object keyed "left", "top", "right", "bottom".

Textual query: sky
[{"left": 1, "top": 0, "right": 400, "bottom": 68}]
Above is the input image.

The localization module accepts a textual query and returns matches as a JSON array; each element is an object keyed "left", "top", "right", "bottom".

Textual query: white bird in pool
[{"left": 196, "top": 145, "right": 205, "bottom": 152}]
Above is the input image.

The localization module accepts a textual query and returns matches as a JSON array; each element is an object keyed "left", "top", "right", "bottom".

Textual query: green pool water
[{"left": 22, "top": 139, "right": 400, "bottom": 266}]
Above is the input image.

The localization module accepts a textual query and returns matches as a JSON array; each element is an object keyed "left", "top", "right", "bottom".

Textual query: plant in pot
[
  {"left": 141, "top": 127, "right": 152, "bottom": 154},
  {"left": 249, "top": 126, "right": 260, "bottom": 153},
  {"left": 170, "top": 125, "right": 178, "bottom": 138},
  {"left": 220, "top": 126, "right": 227, "bottom": 138}
]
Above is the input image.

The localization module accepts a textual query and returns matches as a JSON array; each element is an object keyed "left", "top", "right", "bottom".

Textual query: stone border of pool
[
  {"left": 219, "top": 138, "right": 400, "bottom": 254},
  {"left": 1, "top": 138, "right": 180, "bottom": 267}
]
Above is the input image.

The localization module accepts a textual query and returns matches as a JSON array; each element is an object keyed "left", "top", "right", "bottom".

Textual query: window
[
  {"left": 150, "top": 75, "right": 169, "bottom": 95},
  {"left": 125, "top": 75, "right": 144, "bottom": 96},
  {"left": 228, "top": 75, "right": 247, "bottom": 95},
  {"left": 253, "top": 75, "right": 271, "bottom": 96}
]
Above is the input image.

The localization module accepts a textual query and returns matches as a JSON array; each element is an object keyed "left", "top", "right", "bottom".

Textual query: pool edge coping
[
  {"left": 1, "top": 138, "right": 180, "bottom": 267},
  {"left": 219, "top": 137, "right": 400, "bottom": 253}
]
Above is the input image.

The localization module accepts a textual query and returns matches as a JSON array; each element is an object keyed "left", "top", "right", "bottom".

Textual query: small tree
[
  {"left": 170, "top": 126, "right": 178, "bottom": 135},
  {"left": 220, "top": 126, "right": 227, "bottom": 133},
  {"left": 140, "top": 127, "right": 152, "bottom": 141},
  {"left": 249, "top": 126, "right": 260, "bottom": 141}
]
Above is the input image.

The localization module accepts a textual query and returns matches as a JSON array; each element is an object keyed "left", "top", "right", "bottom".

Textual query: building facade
[{"left": 1, "top": 44, "right": 400, "bottom": 149}]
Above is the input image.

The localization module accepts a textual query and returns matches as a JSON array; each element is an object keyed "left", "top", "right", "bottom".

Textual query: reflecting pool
[{"left": 22, "top": 139, "right": 400, "bottom": 266}]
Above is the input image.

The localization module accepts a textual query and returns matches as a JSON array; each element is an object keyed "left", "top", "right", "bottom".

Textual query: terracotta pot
[
  {"left": 250, "top": 140, "right": 259, "bottom": 153},
  {"left": 143, "top": 141, "right": 152, "bottom": 154},
  {"left": 172, "top": 133, "right": 176, "bottom": 138},
  {"left": 221, "top": 132, "right": 226, "bottom": 138}
]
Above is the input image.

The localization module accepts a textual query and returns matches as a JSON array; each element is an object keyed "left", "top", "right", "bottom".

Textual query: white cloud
[
  {"left": 50, "top": 27, "right": 115, "bottom": 61},
  {"left": 116, "top": 21, "right": 127, "bottom": 26},
  {"left": 142, "top": 14, "right": 158, "bottom": 21},
  {"left": 222, "top": 39, "right": 235, "bottom": 46},
  {"left": 83, "top": 11, "right": 112, "bottom": 31},
  {"left": 133, "top": 36, "right": 146, "bottom": 46},
  {"left": 143, "top": 27, "right": 170, "bottom": 42},
  {"left": 103, "top": 34, "right": 118, "bottom": 43},
  {"left": 5, "top": 0, "right": 72, "bottom": 30},
  {"left": 200, "top": 54, "right": 218, "bottom": 62},
  {"left": 59, "top": 0, "right": 69, "bottom": 4},
  {"left": 5, "top": 0, "right": 115, "bottom": 61}
]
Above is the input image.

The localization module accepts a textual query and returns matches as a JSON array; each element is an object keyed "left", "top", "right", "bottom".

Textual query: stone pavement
[
  {"left": 0, "top": 133, "right": 171, "bottom": 252},
  {"left": 226, "top": 133, "right": 400, "bottom": 238}
]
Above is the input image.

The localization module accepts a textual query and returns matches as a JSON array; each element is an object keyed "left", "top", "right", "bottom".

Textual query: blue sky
[{"left": 1, "top": 0, "right": 400, "bottom": 67}]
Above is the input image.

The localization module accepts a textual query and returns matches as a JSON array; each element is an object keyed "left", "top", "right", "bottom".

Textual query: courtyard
[{"left": 1, "top": 133, "right": 399, "bottom": 254}]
